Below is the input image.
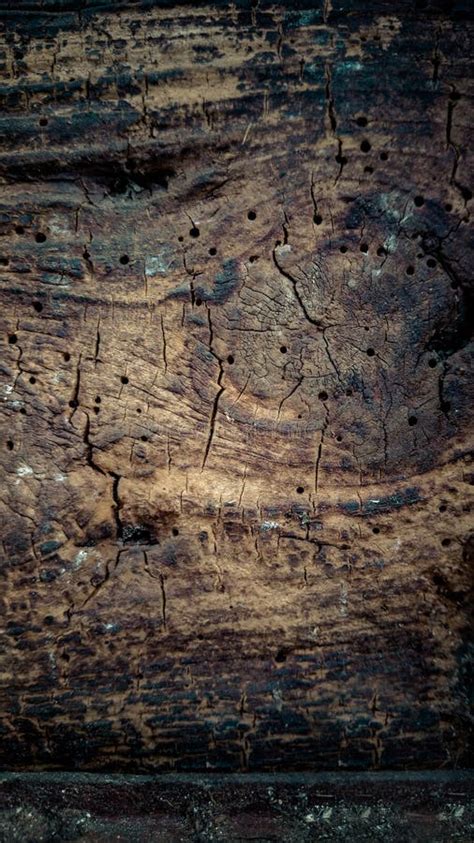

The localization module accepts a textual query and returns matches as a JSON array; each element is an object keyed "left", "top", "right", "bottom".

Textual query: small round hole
[
  {"left": 445, "top": 203, "right": 452, "bottom": 212},
  {"left": 29, "top": 376, "right": 36, "bottom": 384},
  {"left": 33, "top": 301, "right": 43, "bottom": 313},
  {"left": 227, "top": 355, "right": 235, "bottom": 364},
  {"left": 209, "top": 247, "right": 217, "bottom": 256},
  {"left": 172, "top": 527, "right": 179, "bottom": 537},
  {"left": 408, "top": 415, "right": 417, "bottom": 426},
  {"left": 140, "top": 435, "right": 148, "bottom": 442},
  {"left": 296, "top": 486, "right": 304, "bottom": 494},
  {"left": 406, "top": 265, "right": 415, "bottom": 275},
  {"left": 249, "top": 255, "right": 259, "bottom": 263},
  {"left": 377, "top": 246, "right": 386, "bottom": 256},
  {"left": 195, "top": 297, "right": 202, "bottom": 307},
  {"left": 39, "top": 117, "right": 48, "bottom": 127},
  {"left": 178, "top": 235, "right": 184, "bottom": 242},
  {"left": 336, "top": 435, "right": 343, "bottom": 442},
  {"left": 247, "top": 210, "right": 257, "bottom": 221},
  {"left": 364, "top": 166, "right": 374, "bottom": 174},
  {"left": 318, "top": 390, "right": 328, "bottom": 401},
  {"left": 340, "top": 245, "right": 347, "bottom": 253},
  {"left": 313, "top": 214, "right": 323, "bottom": 225},
  {"left": 8, "top": 334, "right": 17, "bottom": 344},
  {"left": 372, "top": 527, "right": 380, "bottom": 534},
  {"left": 121, "top": 375, "right": 129, "bottom": 385},
  {"left": 360, "top": 243, "right": 369, "bottom": 253},
  {"left": 414, "top": 195, "right": 424, "bottom": 207},
  {"left": 356, "top": 116, "right": 368, "bottom": 126},
  {"left": 95, "top": 396, "right": 101, "bottom": 404},
  {"left": 63, "top": 352, "right": 71, "bottom": 362},
  {"left": 136, "top": 408, "right": 142, "bottom": 414},
  {"left": 119, "top": 254, "right": 129, "bottom": 265},
  {"left": 428, "top": 358, "right": 437, "bottom": 368},
  {"left": 20, "top": 408, "right": 26, "bottom": 415},
  {"left": 280, "top": 346, "right": 287, "bottom": 354},
  {"left": 15, "top": 225, "right": 25, "bottom": 235},
  {"left": 441, "top": 537, "right": 451, "bottom": 547},
  {"left": 439, "top": 504, "right": 447, "bottom": 513},
  {"left": 427, "top": 258, "right": 436, "bottom": 268},
  {"left": 366, "top": 348, "right": 375, "bottom": 357},
  {"left": 93, "top": 406, "right": 100, "bottom": 415},
  {"left": 360, "top": 140, "right": 371, "bottom": 153},
  {"left": 6, "top": 440, "right": 13, "bottom": 451},
  {"left": 35, "top": 232, "right": 47, "bottom": 243},
  {"left": 345, "top": 388, "right": 353, "bottom": 396},
  {"left": 69, "top": 399, "right": 78, "bottom": 408},
  {"left": 189, "top": 226, "right": 200, "bottom": 238},
  {"left": 380, "top": 151, "right": 388, "bottom": 161}
]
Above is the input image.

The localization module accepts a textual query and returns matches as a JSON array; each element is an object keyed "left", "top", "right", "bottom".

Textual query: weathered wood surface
[
  {"left": 0, "top": 771, "right": 473, "bottom": 842},
  {"left": 0, "top": 0, "right": 472, "bottom": 772}
]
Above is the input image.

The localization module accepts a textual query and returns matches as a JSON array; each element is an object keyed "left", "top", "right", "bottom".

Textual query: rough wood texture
[{"left": 0, "top": 1, "right": 472, "bottom": 772}]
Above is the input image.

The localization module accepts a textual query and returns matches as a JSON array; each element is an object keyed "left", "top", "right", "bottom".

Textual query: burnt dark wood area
[{"left": 0, "top": 0, "right": 472, "bottom": 806}]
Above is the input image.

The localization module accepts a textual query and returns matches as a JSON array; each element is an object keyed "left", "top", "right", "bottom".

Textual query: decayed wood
[{"left": 0, "top": 1, "right": 472, "bottom": 771}]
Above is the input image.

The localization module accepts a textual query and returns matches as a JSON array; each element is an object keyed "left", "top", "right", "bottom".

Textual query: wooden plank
[{"left": 0, "top": 1, "right": 472, "bottom": 772}]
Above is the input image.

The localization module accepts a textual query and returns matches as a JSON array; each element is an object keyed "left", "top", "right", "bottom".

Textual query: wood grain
[{"left": 0, "top": 1, "right": 472, "bottom": 771}]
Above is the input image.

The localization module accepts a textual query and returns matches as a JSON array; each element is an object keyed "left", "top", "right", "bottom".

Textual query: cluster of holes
[
  {"left": 15, "top": 225, "right": 48, "bottom": 242},
  {"left": 339, "top": 243, "right": 390, "bottom": 255}
]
